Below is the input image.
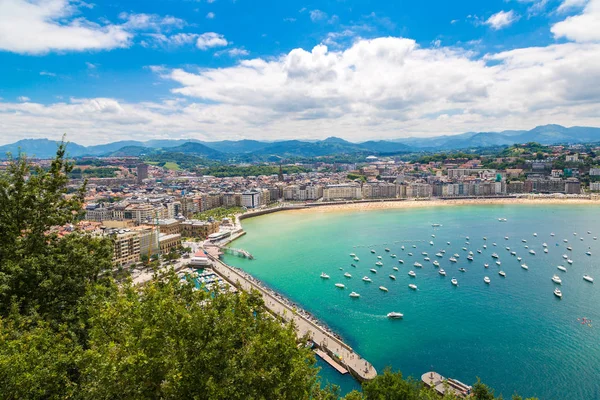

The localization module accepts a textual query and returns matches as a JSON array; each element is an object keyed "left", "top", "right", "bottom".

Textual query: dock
[
  {"left": 421, "top": 371, "right": 472, "bottom": 398},
  {"left": 205, "top": 245, "right": 377, "bottom": 383}
]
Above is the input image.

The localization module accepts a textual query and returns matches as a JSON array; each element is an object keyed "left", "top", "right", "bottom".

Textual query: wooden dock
[
  {"left": 205, "top": 246, "right": 377, "bottom": 383},
  {"left": 315, "top": 349, "right": 348, "bottom": 374}
]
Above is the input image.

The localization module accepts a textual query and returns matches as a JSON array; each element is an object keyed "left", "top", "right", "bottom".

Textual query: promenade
[{"left": 205, "top": 245, "right": 377, "bottom": 382}]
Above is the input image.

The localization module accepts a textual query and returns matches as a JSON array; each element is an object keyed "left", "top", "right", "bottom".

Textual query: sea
[{"left": 221, "top": 204, "right": 600, "bottom": 400}]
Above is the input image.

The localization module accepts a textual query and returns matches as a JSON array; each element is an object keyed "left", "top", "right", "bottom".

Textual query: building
[
  {"left": 590, "top": 182, "right": 600, "bottom": 191},
  {"left": 137, "top": 163, "right": 149, "bottom": 184},
  {"left": 242, "top": 190, "right": 263, "bottom": 208},
  {"left": 362, "top": 182, "right": 397, "bottom": 199},
  {"left": 406, "top": 183, "right": 432, "bottom": 198},
  {"left": 85, "top": 204, "right": 112, "bottom": 222},
  {"left": 565, "top": 178, "right": 581, "bottom": 194},
  {"left": 283, "top": 185, "right": 323, "bottom": 201},
  {"left": 181, "top": 220, "right": 220, "bottom": 239},
  {"left": 590, "top": 168, "right": 600, "bottom": 177},
  {"left": 323, "top": 184, "right": 362, "bottom": 201},
  {"left": 157, "top": 219, "right": 182, "bottom": 235},
  {"left": 111, "top": 231, "right": 141, "bottom": 266},
  {"left": 190, "top": 249, "right": 211, "bottom": 266},
  {"left": 158, "top": 233, "right": 182, "bottom": 254}
]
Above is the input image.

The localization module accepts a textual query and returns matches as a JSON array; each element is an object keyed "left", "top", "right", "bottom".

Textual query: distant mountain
[{"left": 2, "top": 124, "right": 599, "bottom": 160}]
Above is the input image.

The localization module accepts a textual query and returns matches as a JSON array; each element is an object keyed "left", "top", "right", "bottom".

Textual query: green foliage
[
  {"left": 195, "top": 206, "right": 244, "bottom": 221},
  {"left": 143, "top": 152, "right": 209, "bottom": 171},
  {"left": 199, "top": 164, "right": 308, "bottom": 177},
  {"left": 348, "top": 173, "right": 367, "bottom": 182},
  {"left": 69, "top": 166, "right": 119, "bottom": 178}
]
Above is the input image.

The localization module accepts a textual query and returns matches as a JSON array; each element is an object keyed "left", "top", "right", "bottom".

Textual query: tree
[{"left": 472, "top": 378, "right": 496, "bottom": 400}]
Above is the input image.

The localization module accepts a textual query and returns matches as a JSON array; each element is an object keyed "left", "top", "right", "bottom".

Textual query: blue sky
[{"left": 0, "top": 0, "right": 598, "bottom": 145}]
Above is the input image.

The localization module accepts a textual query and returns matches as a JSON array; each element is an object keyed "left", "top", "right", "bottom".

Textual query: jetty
[
  {"left": 421, "top": 371, "right": 472, "bottom": 398},
  {"left": 220, "top": 247, "right": 254, "bottom": 259},
  {"left": 204, "top": 245, "right": 377, "bottom": 383}
]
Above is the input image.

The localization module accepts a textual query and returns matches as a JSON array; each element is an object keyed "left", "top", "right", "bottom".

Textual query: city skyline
[{"left": 1, "top": 0, "right": 599, "bottom": 145}]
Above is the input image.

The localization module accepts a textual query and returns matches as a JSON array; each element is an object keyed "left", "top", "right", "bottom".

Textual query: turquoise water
[{"left": 223, "top": 205, "right": 600, "bottom": 399}]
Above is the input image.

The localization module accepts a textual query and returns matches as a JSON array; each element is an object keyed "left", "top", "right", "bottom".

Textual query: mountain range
[{"left": 1, "top": 124, "right": 599, "bottom": 160}]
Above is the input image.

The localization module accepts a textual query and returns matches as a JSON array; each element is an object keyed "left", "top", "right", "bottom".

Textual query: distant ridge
[{"left": 1, "top": 124, "right": 599, "bottom": 159}]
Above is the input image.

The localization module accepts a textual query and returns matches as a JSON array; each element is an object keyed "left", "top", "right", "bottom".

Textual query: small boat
[
  {"left": 412, "top": 245, "right": 417, "bottom": 248},
  {"left": 583, "top": 275, "right": 594, "bottom": 283},
  {"left": 533, "top": 233, "right": 538, "bottom": 237},
  {"left": 467, "top": 256, "right": 474, "bottom": 261},
  {"left": 379, "top": 286, "right": 388, "bottom": 292},
  {"left": 424, "top": 257, "right": 431, "bottom": 262},
  {"left": 362, "top": 276, "right": 372, "bottom": 282},
  {"left": 351, "top": 263, "right": 356, "bottom": 267},
  {"left": 335, "top": 283, "right": 345, "bottom": 288},
  {"left": 439, "top": 269, "right": 446, "bottom": 276},
  {"left": 385, "top": 248, "right": 390, "bottom": 252},
  {"left": 506, "top": 247, "right": 510, "bottom": 251},
  {"left": 484, "top": 263, "right": 489, "bottom": 268},
  {"left": 339, "top": 267, "right": 343, "bottom": 271},
  {"left": 422, "top": 252, "right": 428, "bottom": 256},
  {"left": 398, "top": 259, "right": 404, "bottom": 264},
  {"left": 517, "top": 257, "right": 522, "bottom": 261},
  {"left": 551, "top": 275, "right": 562, "bottom": 284},
  {"left": 469, "top": 251, "right": 474, "bottom": 255},
  {"left": 554, "top": 288, "right": 562, "bottom": 298},
  {"left": 594, "top": 237, "right": 598, "bottom": 240},
  {"left": 563, "top": 254, "right": 568, "bottom": 259},
  {"left": 429, "top": 241, "right": 434, "bottom": 246},
  {"left": 574, "top": 232, "right": 577, "bottom": 236},
  {"left": 524, "top": 245, "right": 529, "bottom": 249},
  {"left": 580, "top": 238, "right": 584, "bottom": 241},
  {"left": 389, "top": 275, "right": 396, "bottom": 280},
  {"left": 498, "top": 218, "right": 507, "bottom": 222},
  {"left": 387, "top": 312, "right": 404, "bottom": 319},
  {"left": 349, "top": 253, "right": 356, "bottom": 257},
  {"left": 376, "top": 261, "right": 383, "bottom": 266},
  {"left": 408, "top": 253, "right": 413, "bottom": 256},
  {"left": 449, "top": 257, "right": 457, "bottom": 263},
  {"left": 320, "top": 272, "right": 330, "bottom": 279},
  {"left": 465, "top": 241, "right": 470, "bottom": 245},
  {"left": 459, "top": 267, "right": 467, "bottom": 272},
  {"left": 441, "top": 249, "right": 446, "bottom": 254},
  {"left": 466, "top": 236, "right": 470, "bottom": 240},
  {"left": 495, "top": 261, "right": 501, "bottom": 266},
  {"left": 370, "top": 269, "right": 377, "bottom": 273},
  {"left": 391, "top": 254, "right": 397, "bottom": 258},
  {"left": 564, "top": 239, "right": 568, "bottom": 243},
  {"left": 483, "top": 245, "right": 487, "bottom": 249},
  {"left": 529, "top": 250, "right": 536, "bottom": 255},
  {"left": 499, "top": 270, "right": 506, "bottom": 277},
  {"left": 477, "top": 249, "right": 482, "bottom": 254},
  {"left": 408, "top": 270, "right": 416, "bottom": 277},
  {"left": 401, "top": 246, "right": 405, "bottom": 250},
  {"left": 354, "top": 257, "right": 360, "bottom": 261},
  {"left": 557, "top": 265, "right": 567, "bottom": 272},
  {"left": 586, "top": 251, "right": 592, "bottom": 256},
  {"left": 567, "top": 259, "right": 573, "bottom": 264},
  {"left": 462, "top": 247, "right": 467, "bottom": 251},
  {"left": 436, "top": 253, "right": 444, "bottom": 257},
  {"left": 432, "top": 223, "right": 442, "bottom": 227},
  {"left": 544, "top": 248, "right": 549, "bottom": 253},
  {"left": 493, "top": 243, "right": 497, "bottom": 246},
  {"left": 510, "top": 251, "right": 516, "bottom": 256},
  {"left": 371, "top": 250, "right": 376, "bottom": 254},
  {"left": 414, "top": 262, "right": 423, "bottom": 268},
  {"left": 393, "top": 267, "right": 399, "bottom": 271},
  {"left": 542, "top": 243, "right": 548, "bottom": 247},
  {"left": 408, "top": 283, "right": 417, "bottom": 290},
  {"left": 349, "top": 292, "right": 360, "bottom": 298},
  {"left": 453, "top": 253, "right": 460, "bottom": 258},
  {"left": 344, "top": 272, "right": 352, "bottom": 278},
  {"left": 505, "top": 236, "right": 509, "bottom": 240},
  {"left": 521, "top": 264, "right": 528, "bottom": 270},
  {"left": 522, "top": 239, "right": 527, "bottom": 243},
  {"left": 492, "top": 253, "right": 499, "bottom": 259},
  {"left": 567, "top": 247, "right": 572, "bottom": 251},
  {"left": 588, "top": 231, "right": 591, "bottom": 234},
  {"left": 551, "top": 233, "right": 555, "bottom": 236},
  {"left": 484, "top": 276, "right": 491, "bottom": 284},
  {"left": 451, "top": 278, "right": 458, "bottom": 286},
  {"left": 432, "top": 260, "right": 440, "bottom": 267},
  {"left": 377, "top": 255, "right": 383, "bottom": 259}
]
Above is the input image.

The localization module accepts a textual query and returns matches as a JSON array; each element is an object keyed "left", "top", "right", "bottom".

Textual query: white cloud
[
  {"left": 206, "top": 12, "right": 215, "bottom": 19},
  {"left": 283, "top": 17, "right": 297, "bottom": 22},
  {"left": 557, "top": 0, "right": 589, "bottom": 13},
  {"left": 142, "top": 33, "right": 199, "bottom": 48},
  {"left": 196, "top": 32, "right": 228, "bottom": 49},
  {"left": 310, "top": 10, "right": 328, "bottom": 22},
  {"left": 485, "top": 10, "right": 520, "bottom": 29},
  {"left": 214, "top": 47, "right": 249, "bottom": 57},
  {"left": 0, "top": 0, "right": 131, "bottom": 54},
  {"left": 119, "top": 12, "right": 185, "bottom": 31},
  {"left": 517, "top": 0, "right": 550, "bottom": 15},
  {"left": 86, "top": 62, "right": 98, "bottom": 69},
  {"left": 17, "top": 96, "right": 30, "bottom": 102},
  {"left": 552, "top": 0, "right": 600, "bottom": 42},
  {"left": 40, "top": 71, "right": 57, "bottom": 77}
]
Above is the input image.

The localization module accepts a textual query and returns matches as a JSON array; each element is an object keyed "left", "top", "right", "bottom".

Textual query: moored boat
[
  {"left": 362, "top": 276, "right": 372, "bottom": 282},
  {"left": 551, "top": 275, "right": 562, "bottom": 284},
  {"left": 344, "top": 272, "right": 352, "bottom": 278},
  {"left": 439, "top": 269, "right": 446, "bottom": 276},
  {"left": 335, "top": 283, "right": 345, "bottom": 288},
  {"left": 350, "top": 291, "right": 360, "bottom": 298},
  {"left": 408, "top": 270, "right": 416, "bottom": 277},
  {"left": 557, "top": 265, "right": 567, "bottom": 272},
  {"left": 583, "top": 275, "right": 594, "bottom": 283},
  {"left": 521, "top": 264, "right": 528, "bottom": 270},
  {"left": 451, "top": 278, "right": 458, "bottom": 286},
  {"left": 554, "top": 288, "right": 562, "bottom": 298},
  {"left": 387, "top": 312, "right": 404, "bottom": 319},
  {"left": 389, "top": 274, "right": 396, "bottom": 280},
  {"left": 370, "top": 268, "right": 377, "bottom": 273},
  {"left": 320, "top": 272, "right": 330, "bottom": 279},
  {"left": 499, "top": 270, "right": 506, "bottom": 277},
  {"left": 379, "top": 286, "right": 388, "bottom": 292},
  {"left": 414, "top": 262, "right": 423, "bottom": 268},
  {"left": 484, "top": 276, "right": 491, "bottom": 284},
  {"left": 408, "top": 283, "right": 417, "bottom": 290}
]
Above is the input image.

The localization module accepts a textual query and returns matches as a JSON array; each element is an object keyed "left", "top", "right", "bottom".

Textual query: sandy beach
[{"left": 287, "top": 197, "right": 600, "bottom": 214}]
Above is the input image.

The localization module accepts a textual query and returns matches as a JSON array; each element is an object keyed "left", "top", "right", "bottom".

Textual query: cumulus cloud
[
  {"left": 142, "top": 33, "right": 200, "bottom": 48},
  {"left": 214, "top": 47, "right": 249, "bottom": 57},
  {"left": 485, "top": 10, "right": 520, "bottom": 29},
  {"left": 310, "top": 10, "right": 328, "bottom": 22},
  {"left": 557, "top": 0, "right": 589, "bottom": 12},
  {"left": 206, "top": 12, "right": 215, "bottom": 19},
  {"left": 17, "top": 96, "right": 30, "bottom": 102},
  {"left": 0, "top": 0, "right": 131, "bottom": 54},
  {"left": 552, "top": 0, "right": 600, "bottom": 42},
  {"left": 196, "top": 32, "right": 228, "bottom": 50}
]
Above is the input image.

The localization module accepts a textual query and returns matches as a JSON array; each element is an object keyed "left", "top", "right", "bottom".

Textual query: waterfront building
[
  {"left": 362, "top": 182, "right": 397, "bottom": 199},
  {"left": 242, "top": 190, "right": 263, "bottom": 208},
  {"left": 590, "top": 182, "right": 600, "bottom": 191},
  {"left": 323, "top": 183, "right": 362, "bottom": 201},
  {"left": 181, "top": 220, "right": 220, "bottom": 239},
  {"left": 565, "top": 178, "right": 581, "bottom": 194},
  {"left": 406, "top": 183, "right": 432, "bottom": 198}
]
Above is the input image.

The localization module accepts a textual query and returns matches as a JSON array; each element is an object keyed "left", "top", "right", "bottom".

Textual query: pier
[
  {"left": 204, "top": 245, "right": 377, "bottom": 383},
  {"left": 220, "top": 247, "right": 254, "bottom": 259},
  {"left": 421, "top": 371, "right": 472, "bottom": 398}
]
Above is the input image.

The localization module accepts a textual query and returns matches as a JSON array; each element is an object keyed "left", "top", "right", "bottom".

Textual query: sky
[{"left": 0, "top": 0, "right": 599, "bottom": 145}]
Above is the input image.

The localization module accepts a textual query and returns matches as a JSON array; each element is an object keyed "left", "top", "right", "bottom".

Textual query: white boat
[
  {"left": 477, "top": 249, "right": 482, "bottom": 254},
  {"left": 387, "top": 312, "right": 404, "bottom": 319},
  {"left": 435, "top": 253, "right": 444, "bottom": 257},
  {"left": 557, "top": 265, "right": 567, "bottom": 272},
  {"left": 349, "top": 253, "right": 356, "bottom": 257},
  {"left": 449, "top": 257, "right": 457, "bottom": 263},
  {"left": 580, "top": 238, "right": 584, "bottom": 241},
  {"left": 551, "top": 275, "right": 562, "bottom": 284},
  {"left": 408, "top": 283, "right": 417, "bottom": 290},
  {"left": 510, "top": 251, "right": 516, "bottom": 256},
  {"left": 432, "top": 260, "right": 440, "bottom": 267},
  {"left": 354, "top": 257, "right": 360, "bottom": 261},
  {"left": 441, "top": 250, "right": 446, "bottom": 254},
  {"left": 408, "top": 270, "right": 416, "bottom": 277},
  {"left": 349, "top": 292, "right": 360, "bottom": 298},
  {"left": 362, "top": 276, "right": 372, "bottom": 282},
  {"left": 484, "top": 276, "right": 491, "bottom": 284},
  {"left": 429, "top": 241, "right": 434, "bottom": 246},
  {"left": 499, "top": 270, "right": 506, "bottom": 277},
  {"left": 567, "top": 247, "right": 572, "bottom": 251},
  {"left": 371, "top": 250, "right": 376, "bottom": 253},
  {"left": 401, "top": 246, "right": 405, "bottom": 250},
  {"left": 453, "top": 253, "right": 460, "bottom": 258},
  {"left": 498, "top": 218, "right": 507, "bottom": 222},
  {"left": 459, "top": 267, "right": 467, "bottom": 272},
  {"left": 544, "top": 249, "right": 549, "bottom": 253},
  {"left": 439, "top": 269, "right": 446, "bottom": 276},
  {"left": 398, "top": 259, "right": 404, "bottom": 264},
  {"left": 483, "top": 245, "right": 487, "bottom": 249},
  {"left": 414, "top": 262, "right": 423, "bottom": 268},
  {"left": 563, "top": 254, "right": 568, "bottom": 259},
  {"left": 491, "top": 253, "right": 499, "bottom": 259},
  {"left": 524, "top": 245, "right": 529, "bottom": 249},
  {"left": 551, "top": 233, "right": 555, "bottom": 236},
  {"left": 483, "top": 237, "right": 487, "bottom": 240},
  {"left": 563, "top": 239, "right": 568, "bottom": 243},
  {"left": 462, "top": 247, "right": 467, "bottom": 251},
  {"left": 542, "top": 243, "right": 548, "bottom": 247},
  {"left": 567, "top": 259, "right": 573, "bottom": 264},
  {"left": 574, "top": 232, "right": 577, "bottom": 236},
  {"left": 522, "top": 239, "right": 527, "bottom": 243},
  {"left": 408, "top": 253, "right": 413, "bottom": 256},
  {"left": 379, "top": 286, "right": 388, "bottom": 292},
  {"left": 389, "top": 275, "right": 396, "bottom": 280},
  {"left": 534, "top": 233, "right": 538, "bottom": 237},
  {"left": 370, "top": 269, "right": 377, "bottom": 273},
  {"left": 391, "top": 254, "right": 397, "bottom": 258},
  {"left": 385, "top": 248, "right": 390, "bottom": 252},
  {"left": 424, "top": 257, "right": 431, "bottom": 262},
  {"left": 517, "top": 257, "right": 522, "bottom": 261},
  {"left": 506, "top": 247, "right": 510, "bottom": 251},
  {"left": 586, "top": 251, "right": 592, "bottom": 256},
  {"left": 496, "top": 261, "right": 501, "bottom": 266},
  {"left": 467, "top": 256, "right": 474, "bottom": 261},
  {"left": 422, "top": 252, "right": 428, "bottom": 256},
  {"left": 320, "top": 272, "right": 330, "bottom": 279},
  {"left": 377, "top": 255, "right": 383, "bottom": 259},
  {"left": 554, "top": 288, "right": 562, "bottom": 298},
  {"left": 412, "top": 245, "right": 417, "bottom": 248},
  {"left": 469, "top": 251, "right": 474, "bottom": 255},
  {"left": 393, "top": 267, "right": 399, "bottom": 271},
  {"left": 594, "top": 237, "right": 598, "bottom": 240},
  {"left": 335, "top": 283, "right": 345, "bottom": 288},
  {"left": 529, "top": 250, "right": 536, "bottom": 255},
  {"left": 588, "top": 231, "right": 591, "bottom": 234},
  {"left": 521, "top": 264, "right": 528, "bottom": 270},
  {"left": 447, "top": 241, "right": 451, "bottom": 245},
  {"left": 344, "top": 272, "right": 352, "bottom": 278},
  {"left": 505, "top": 236, "right": 509, "bottom": 240},
  {"left": 484, "top": 263, "right": 489, "bottom": 268},
  {"left": 432, "top": 223, "right": 442, "bottom": 227},
  {"left": 451, "top": 278, "right": 458, "bottom": 286},
  {"left": 583, "top": 275, "right": 594, "bottom": 283},
  {"left": 376, "top": 261, "right": 383, "bottom": 266}
]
